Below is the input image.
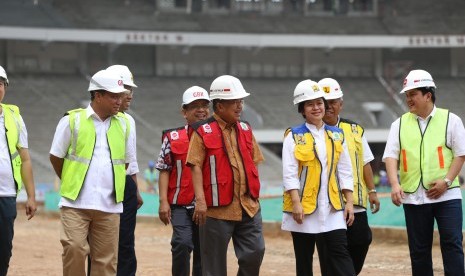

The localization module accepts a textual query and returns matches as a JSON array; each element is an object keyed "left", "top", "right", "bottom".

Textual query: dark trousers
[
  {"left": 0, "top": 197, "right": 16, "bottom": 276},
  {"left": 199, "top": 210, "right": 265, "bottom": 276},
  {"left": 293, "top": 229, "right": 355, "bottom": 276},
  {"left": 117, "top": 175, "right": 138, "bottom": 276},
  {"left": 317, "top": 212, "right": 372, "bottom": 275},
  {"left": 403, "top": 199, "right": 464, "bottom": 276},
  {"left": 171, "top": 206, "right": 202, "bottom": 276}
]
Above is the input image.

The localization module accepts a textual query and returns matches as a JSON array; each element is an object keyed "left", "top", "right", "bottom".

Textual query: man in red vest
[
  {"left": 187, "top": 75, "right": 265, "bottom": 276},
  {"left": 156, "top": 86, "right": 210, "bottom": 276}
]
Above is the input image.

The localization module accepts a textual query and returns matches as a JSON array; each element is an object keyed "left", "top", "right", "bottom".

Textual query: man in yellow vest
[
  {"left": 316, "top": 78, "right": 380, "bottom": 275},
  {"left": 383, "top": 69, "right": 465, "bottom": 276},
  {"left": 50, "top": 69, "right": 136, "bottom": 276},
  {"left": 0, "top": 65, "right": 37, "bottom": 276}
]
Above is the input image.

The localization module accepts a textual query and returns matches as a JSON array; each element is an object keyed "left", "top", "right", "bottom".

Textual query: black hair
[
  {"left": 212, "top": 99, "right": 221, "bottom": 112},
  {"left": 418, "top": 87, "right": 436, "bottom": 103},
  {"left": 297, "top": 97, "right": 328, "bottom": 119},
  {"left": 90, "top": 90, "right": 106, "bottom": 101}
]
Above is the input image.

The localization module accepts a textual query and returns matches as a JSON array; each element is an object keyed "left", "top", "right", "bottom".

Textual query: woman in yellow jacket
[{"left": 282, "top": 79, "right": 355, "bottom": 276}]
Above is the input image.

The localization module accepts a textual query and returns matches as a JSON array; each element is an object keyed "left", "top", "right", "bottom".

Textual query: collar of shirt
[
  {"left": 414, "top": 105, "right": 437, "bottom": 122},
  {"left": 305, "top": 122, "right": 326, "bottom": 132},
  {"left": 326, "top": 116, "right": 340, "bottom": 128},
  {"left": 86, "top": 104, "right": 114, "bottom": 122},
  {"left": 213, "top": 113, "right": 233, "bottom": 130}
]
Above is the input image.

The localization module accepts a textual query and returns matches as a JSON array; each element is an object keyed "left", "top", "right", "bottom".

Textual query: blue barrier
[{"left": 44, "top": 190, "right": 465, "bottom": 229}]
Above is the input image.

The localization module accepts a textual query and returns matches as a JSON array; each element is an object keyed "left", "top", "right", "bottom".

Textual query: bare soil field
[{"left": 9, "top": 205, "right": 445, "bottom": 276}]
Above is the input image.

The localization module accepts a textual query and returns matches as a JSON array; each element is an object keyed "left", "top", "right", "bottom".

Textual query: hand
[
  {"left": 136, "top": 190, "right": 144, "bottom": 209},
  {"left": 344, "top": 201, "right": 354, "bottom": 226},
  {"left": 26, "top": 198, "right": 37, "bottom": 220},
  {"left": 158, "top": 200, "right": 171, "bottom": 225},
  {"left": 292, "top": 201, "right": 304, "bottom": 224},
  {"left": 368, "top": 192, "right": 380, "bottom": 214},
  {"left": 390, "top": 183, "right": 405, "bottom": 206},
  {"left": 193, "top": 200, "right": 207, "bottom": 226},
  {"left": 426, "top": 179, "right": 448, "bottom": 199}
]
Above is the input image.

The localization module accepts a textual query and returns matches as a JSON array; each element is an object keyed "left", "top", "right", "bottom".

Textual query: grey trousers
[{"left": 199, "top": 210, "right": 265, "bottom": 276}]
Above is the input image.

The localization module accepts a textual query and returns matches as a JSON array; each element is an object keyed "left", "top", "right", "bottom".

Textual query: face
[
  {"left": 405, "top": 89, "right": 431, "bottom": 115},
  {"left": 95, "top": 91, "right": 123, "bottom": 117},
  {"left": 216, "top": 99, "right": 244, "bottom": 124},
  {"left": 323, "top": 98, "right": 343, "bottom": 125},
  {"left": 119, "top": 86, "right": 134, "bottom": 112},
  {"left": 302, "top": 98, "right": 325, "bottom": 125},
  {"left": 182, "top": 99, "right": 210, "bottom": 125},
  {"left": 0, "top": 80, "right": 5, "bottom": 103}
]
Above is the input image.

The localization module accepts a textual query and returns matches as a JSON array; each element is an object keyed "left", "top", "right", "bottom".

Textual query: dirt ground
[{"left": 8, "top": 205, "right": 446, "bottom": 276}]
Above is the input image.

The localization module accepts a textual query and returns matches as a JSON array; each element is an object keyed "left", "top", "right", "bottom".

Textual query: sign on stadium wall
[{"left": 1, "top": 26, "right": 465, "bottom": 48}]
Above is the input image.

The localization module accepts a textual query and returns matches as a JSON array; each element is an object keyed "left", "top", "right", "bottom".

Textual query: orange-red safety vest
[
  {"left": 192, "top": 117, "right": 260, "bottom": 207},
  {"left": 163, "top": 126, "right": 195, "bottom": 205}
]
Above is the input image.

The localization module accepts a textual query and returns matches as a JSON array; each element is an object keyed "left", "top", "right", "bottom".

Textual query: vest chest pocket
[
  {"left": 170, "top": 140, "right": 189, "bottom": 154},
  {"left": 203, "top": 134, "right": 223, "bottom": 149},
  {"left": 294, "top": 144, "right": 316, "bottom": 166}
]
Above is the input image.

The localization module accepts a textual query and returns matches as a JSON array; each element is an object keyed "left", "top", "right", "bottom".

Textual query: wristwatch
[{"left": 444, "top": 178, "right": 452, "bottom": 187}]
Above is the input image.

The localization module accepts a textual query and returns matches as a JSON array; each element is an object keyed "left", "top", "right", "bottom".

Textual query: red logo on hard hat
[
  {"left": 118, "top": 80, "right": 123, "bottom": 86},
  {"left": 193, "top": 92, "right": 204, "bottom": 97},
  {"left": 403, "top": 78, "right": 407, "bottom": 87},
  {"left": 224, "top": 89, "right": 231, "bottom": 92},
  {"left": 414, "top": 79, "right": 420, "bottom": 83}
]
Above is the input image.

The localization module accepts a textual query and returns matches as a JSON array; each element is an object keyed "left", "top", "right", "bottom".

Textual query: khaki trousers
[{"left": 60, "top": 207, "right": 120, "bottom": 276}]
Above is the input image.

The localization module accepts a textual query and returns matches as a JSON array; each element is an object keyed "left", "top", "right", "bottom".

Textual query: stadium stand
[{"left": 1, "top": 0, "right": 465, "bottom": 187}]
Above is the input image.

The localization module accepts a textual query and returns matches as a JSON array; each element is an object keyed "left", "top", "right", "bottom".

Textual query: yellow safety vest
[
  {"left": 60, "top": 109, "right": 129, "bottom": 202},
  {"left": 283, "top": 123, "right": 345, "bottom": 215},
  {"left": 338, "top": 119, "right": 367, "bottom": 209},
  {"left": 399, "top": 108, "right": 458, "bottom": 192},
  {"left": 1, "top": 104, "right": 23, "bottom": 192}
]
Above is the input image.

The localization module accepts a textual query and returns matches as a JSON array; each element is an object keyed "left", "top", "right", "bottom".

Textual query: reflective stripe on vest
[
  {"left": 282, "top": 123, "right": 345, "bottom": 215},
  {"left": 209, "top": 155, "right": 219, "bottom": 206},
  {"left": 171, "top": 160, "right": 182, "bottom": 205},
  {"left": 164, "top": 127, "right": 195, "bottom": 205},
  {"left": 339, "top": 120, "right": 367, "bottom": 209},
  {"left": 193, "top": 118, "right": 261, "bottom": 207},
  {"left": 399, "top": 108, "right": 458, "bottom": 192},
  {"left": 60, "top": 109, "right": 129, "bottom": 202},
  {"left": 2, "top": 104, "right": 23, "bottom": 192}
]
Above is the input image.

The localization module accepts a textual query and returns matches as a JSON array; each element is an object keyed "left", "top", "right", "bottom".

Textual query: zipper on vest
[
  {"left": 418, "top": 117, "right": 432, "bottom": 189},
  {"left": 327, "top": 132, "right": 344, "bottom": 208},
  {"left": 354, "top": 150, "right": 362, "bottom": 206},
  {"left": 4, "top": 126, "right": 18, "bottom": 192}
]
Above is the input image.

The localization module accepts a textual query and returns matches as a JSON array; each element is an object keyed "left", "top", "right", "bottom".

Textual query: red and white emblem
[
  {"left": 170, "top": 131, "right": 179, "bottom": 140},
  {"left": 202, "top": 124, "right": 212, "bottom": 133}
]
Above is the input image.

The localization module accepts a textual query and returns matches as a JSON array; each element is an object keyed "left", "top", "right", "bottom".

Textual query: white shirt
[
  {"left": 333, "top": 118, "right": 374, "bottom": 213},
  {"left": 282, "top": 122, "right": 353, "bottom": 234},
  {"left": 0, "top": 112, "right": 28, "bottom": 197},
  {"left": 382, "top": 106, "right": 465, "bottom": 205},
  {"left": 125, "top": 113, "right": 139, "bottom": 176},
  {"left": 50, "top": 105, "right": 136, "bottom": 213}
]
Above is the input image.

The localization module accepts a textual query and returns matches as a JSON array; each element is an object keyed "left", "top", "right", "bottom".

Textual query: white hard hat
[
  {"left": 400, "top": 69, "right": 436, "bottom": 94},
  {"left": 88, "top": 69, "right": 128, "bottom": 93},
  {"left": 293, "top": 79, "right": 325, "bottom": 105},
  {"left": 182, "top": 86, "right": 210, "bottom": 106},
  {"left": 0, "top": 65, "right": 9, "bottom": 86},
  {"left": 209, "top": 75, "right": 250, "bottom": 100},
  {"left": 318, "top": 78, "right": 343, "bottom": 100},
  {"left": 106, "top": 64, "right": 138, "bottom": 88}
]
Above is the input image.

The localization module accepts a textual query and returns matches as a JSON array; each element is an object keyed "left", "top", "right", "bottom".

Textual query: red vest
[
  {"left": 193, "top": 117, "right": 261, "bottom": 207},
  {"left": 163, "top": 126, "right": 195, "bottom": 205}
]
